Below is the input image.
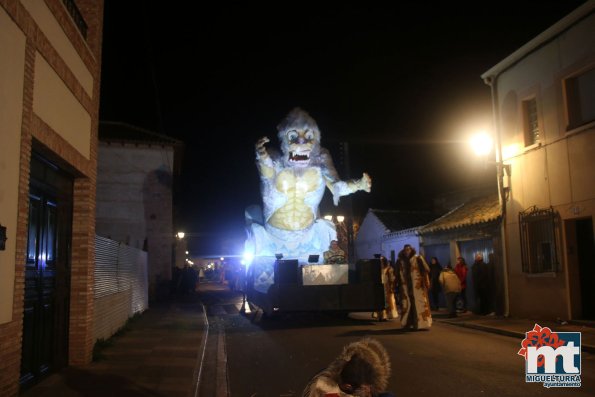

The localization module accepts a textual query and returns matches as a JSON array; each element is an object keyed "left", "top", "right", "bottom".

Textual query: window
[
  {"left": 519, "top": 206, "right": 560, "bottom": 273},
  {"left": 565, "top": 67, "right": 595, "bottom": 130},
  {"left": 522, "top": 97, "right": 540, "bottom": 146},
  {"left": 62, "top": 0, "right": 88, "bottom": 38}
]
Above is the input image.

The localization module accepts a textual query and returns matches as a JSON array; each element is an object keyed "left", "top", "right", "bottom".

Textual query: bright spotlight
[
  {"left": 470, "top": 131, "right": 493, "bottom": 156},
  {"left": 243, "top": 251, "right": 254, "bottom": 266}
]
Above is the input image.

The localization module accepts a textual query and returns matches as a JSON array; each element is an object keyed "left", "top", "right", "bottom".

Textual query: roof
[
  {"left": 369, "top": 209, "right": 436, "bottom": 233},
  {"left": 99, "top": 121, "right": 184, "bottom": 146},
  {"left": 481, "top": 1, "right": 594, "bottom": 80},
  {"left": 419, "top": 194, "right": 501, "bottom": 234}
]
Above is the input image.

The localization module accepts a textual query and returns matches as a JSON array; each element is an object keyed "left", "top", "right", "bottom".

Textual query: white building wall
[
  {"left": 382, "top": 233, "right": 420, "bottom": 262},
  {"left": 96, "top": 143, "right": 175, "bottom": 290},
  {"left": 493, "top": 8, "right": 595, "bottom": 319},
  {"left": 354, "top": 211, "right": 387, "bottom": 261}
]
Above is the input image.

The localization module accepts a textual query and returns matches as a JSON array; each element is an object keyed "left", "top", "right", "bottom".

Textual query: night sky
[{"left": 99, "top": 1, "right": 587, "bottom": 254}]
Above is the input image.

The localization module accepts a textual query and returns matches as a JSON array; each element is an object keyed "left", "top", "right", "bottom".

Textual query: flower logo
[{"left": 518, "top": 323, "right": 566, "bottom": 367}]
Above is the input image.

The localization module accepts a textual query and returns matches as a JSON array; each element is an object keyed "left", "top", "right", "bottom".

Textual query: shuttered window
[{"left": 523, "top": 98, "right": 540, "bottom": 146}]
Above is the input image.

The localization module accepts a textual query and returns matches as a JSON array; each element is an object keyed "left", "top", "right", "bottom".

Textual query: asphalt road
[{"left": 198, "top": 284, "right": 594, "bottom": 397}]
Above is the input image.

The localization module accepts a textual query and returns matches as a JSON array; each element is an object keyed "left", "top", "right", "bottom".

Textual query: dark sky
[{"left": 99, "top": 1, "right": 587, "bottom": 253}]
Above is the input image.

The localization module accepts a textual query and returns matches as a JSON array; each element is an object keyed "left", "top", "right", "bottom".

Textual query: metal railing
[{"left": 95, "top": 235, "right": 148, "bottom": 309}]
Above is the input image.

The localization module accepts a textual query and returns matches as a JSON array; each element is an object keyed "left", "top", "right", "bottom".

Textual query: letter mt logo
[{"left": 518, "top": 324, "right": 581, "bottom": 388}]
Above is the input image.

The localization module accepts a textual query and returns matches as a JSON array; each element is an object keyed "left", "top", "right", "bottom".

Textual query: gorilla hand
[
  {"left": 359, "top": 172, "right": 372, "bottom": 192},
  {"left": 255, "top": 136, "right": 270, "bottom": 159}
]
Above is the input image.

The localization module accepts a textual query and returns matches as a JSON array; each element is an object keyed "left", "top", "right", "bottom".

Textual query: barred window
[
  {"left": 519, "top": 206, "right": 560, "bottom": 273},
  {"left": 522, "top": 98, "right": 540, "bottom": 146}
]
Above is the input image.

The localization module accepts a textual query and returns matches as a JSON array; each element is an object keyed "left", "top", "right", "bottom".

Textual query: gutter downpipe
[{"left": 484, "top": 73, "right": 510, "bottom": 318}]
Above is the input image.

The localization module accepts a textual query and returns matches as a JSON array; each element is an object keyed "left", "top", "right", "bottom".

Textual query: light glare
[
  {"left": 243, "top": 251, "right": 254, "bottom": 266},
  {"left": 470, "top": 132, "right": 493, "bottom": 156}
]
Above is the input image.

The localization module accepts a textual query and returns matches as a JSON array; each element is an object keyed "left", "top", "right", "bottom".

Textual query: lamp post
[
  {"left": 470, "top": 130, "right": 510, "bottom": 317},
  {"left": 324, "top": 214, "right": 351, "bottom": 262},
  {"left": 175, "top": 231, "right": 188, "bottom": 269},
  {"left": 469, "top": 131, "right": 510, "bottom": 202}
]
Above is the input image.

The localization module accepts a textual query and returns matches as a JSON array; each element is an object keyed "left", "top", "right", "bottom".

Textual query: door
[
  {"left": 423, "top": 243, "right": 450, "bottom": 308},
  {"left": 573, "top": 218, "right": 595, "bottom": 319},
  {"left": 459, "top": 238, "right": 494, "bottom": 314},
  {"left": 423, "top": 243, "right": 450, "bottom": 268},
  {"left": 20, "top": 156, "right": 72, "bottom": 387}
]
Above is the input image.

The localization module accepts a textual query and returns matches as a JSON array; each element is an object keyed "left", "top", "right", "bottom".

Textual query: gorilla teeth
[{"left": 290, "top": 152, "right": 310, "bottom": 161}]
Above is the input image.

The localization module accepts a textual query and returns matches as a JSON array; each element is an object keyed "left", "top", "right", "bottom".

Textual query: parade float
[{"left": 243, "top": 108, "right": 384, "bottom": 316}]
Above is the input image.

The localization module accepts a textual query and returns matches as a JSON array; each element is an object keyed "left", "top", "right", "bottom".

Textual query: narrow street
[{"left": 198, "top": 282, "right": 594, "bottom": 397}]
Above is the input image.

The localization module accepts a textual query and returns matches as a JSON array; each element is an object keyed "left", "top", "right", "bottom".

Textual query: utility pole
[{"left": 339, "top": 142, "right": 355, "bottom": 263}]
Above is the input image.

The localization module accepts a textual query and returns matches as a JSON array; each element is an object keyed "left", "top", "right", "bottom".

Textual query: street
[{"left": 197, "top": 282, "right": 594, "bottom": 397}]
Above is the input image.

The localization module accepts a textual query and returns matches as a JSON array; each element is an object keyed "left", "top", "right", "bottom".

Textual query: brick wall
[
  {"left": 0, "top": 28, "right": 34, "bottom": 397},
  {"left": 0, "top": 0, "right": 103, "bottom": 394}
]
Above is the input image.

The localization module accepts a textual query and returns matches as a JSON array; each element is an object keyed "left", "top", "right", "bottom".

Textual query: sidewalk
[
  {"left": 21, "top": 294, "right": 207, "bottom": 397},
  {"left": 432, "top": 310, "right": 595, "bottom": 354}
]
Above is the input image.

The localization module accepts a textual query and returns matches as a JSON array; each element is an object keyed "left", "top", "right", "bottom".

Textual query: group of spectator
[
  {"left": 373, "top": 246, "right": 497, "bottom": 328},
  {"left": 171, "top": 264, "right": 199, "bottom": 296},
  {"left": 429, "top": 253, "right": 496, "bottom": 318}
]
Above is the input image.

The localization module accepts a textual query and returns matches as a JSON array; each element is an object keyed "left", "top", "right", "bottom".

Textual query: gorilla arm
[
  {"left": 319, "top": 148, "right": 372, "bottom": 205},
  {"left": 255, "top": 136, "right": 274, "bottom": 179}
]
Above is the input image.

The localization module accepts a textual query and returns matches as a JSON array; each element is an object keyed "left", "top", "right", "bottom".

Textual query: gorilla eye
[
  {"left": 340, "top": 383, "right": 354, "bottom": 393},
  {"left": 287, "top": 130, "right": 298, "bottom": 142},
  {"left": 304, "top": 130, "right": 314, "bottom": 140}
]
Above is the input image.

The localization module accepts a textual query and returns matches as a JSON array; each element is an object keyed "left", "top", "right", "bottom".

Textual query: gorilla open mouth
[{"left": 289, "top": 150, "right": 311, "bottom": 165}]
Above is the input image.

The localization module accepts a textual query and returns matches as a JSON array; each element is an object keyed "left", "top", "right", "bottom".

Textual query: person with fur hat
[
  {"left": 395, "top": 244, "right": 432, "bottom": 330},
  {"left": 301, "top": 338, "right": 394, "bottom": 397}
]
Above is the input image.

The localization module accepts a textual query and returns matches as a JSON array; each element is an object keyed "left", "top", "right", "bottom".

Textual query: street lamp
[
  {"left": 323, "top": 214, "right": 350, "bottom": 261},
  {"left": 470, "top": 129, "right": 510, "bottom": 317},
  {"left": 469, "top": 130, "right": 493, "bottom": 156},
  {"left": 175, "top": 232, "right": 188, "bottom": 269},
  {"left": 469, "top": 131, "right": 511, "bottom": 200}
]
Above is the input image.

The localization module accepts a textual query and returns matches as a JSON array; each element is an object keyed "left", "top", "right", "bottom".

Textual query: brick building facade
[{"left": 0, "top": 0, "right": 103, "bottom": 394}]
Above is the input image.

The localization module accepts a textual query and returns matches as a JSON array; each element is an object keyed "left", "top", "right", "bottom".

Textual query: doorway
[
  {"left": 423, "top": 243, "right": 450, "bottom": 308},
  {"left": 567, "top": 217, "right": 595, "bottom": 320},
  {"left": 459, "top": 238, "right": 494, "bottom": 314},
  {"left": 20, "top": 155, "right": 73, "bottom": 387}
]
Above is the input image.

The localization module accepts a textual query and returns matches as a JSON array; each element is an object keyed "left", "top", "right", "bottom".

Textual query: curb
[
  {"left": 440, "top": 320, "right": 595, "bottom": 354},
  {"left": 191, "top": 302, "right": 210, "bottom": 397}
]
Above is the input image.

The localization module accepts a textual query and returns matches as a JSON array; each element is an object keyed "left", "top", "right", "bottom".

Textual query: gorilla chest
[{"left": 275, "top": 168, "right": 321, "bottom": 196}]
